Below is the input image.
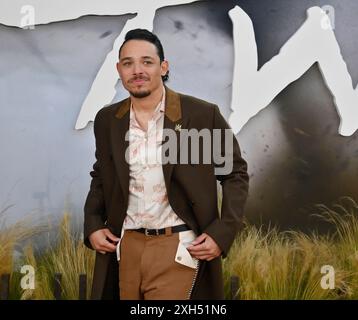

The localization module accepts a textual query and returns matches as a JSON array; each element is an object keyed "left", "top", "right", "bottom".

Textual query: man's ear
[{"left": 161, "top": 60, "right": 169, "bottom": 77}]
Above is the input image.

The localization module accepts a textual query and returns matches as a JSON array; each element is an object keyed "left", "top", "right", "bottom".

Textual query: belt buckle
[{"left": 144, "top": 228, "right": 160, "bottom": 236}]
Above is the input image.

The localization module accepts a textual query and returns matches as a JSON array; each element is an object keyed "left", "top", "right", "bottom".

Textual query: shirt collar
[{"left": 130, "top": 86, "right": 166, "bottom": 120}]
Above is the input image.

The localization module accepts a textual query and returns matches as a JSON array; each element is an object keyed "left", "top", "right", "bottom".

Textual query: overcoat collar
[
  {"left": 114, "top": 85, "right": 182, "bottom": 122},
  {"left": 110, "top": 86, "right": 189, "bottom": 207}
]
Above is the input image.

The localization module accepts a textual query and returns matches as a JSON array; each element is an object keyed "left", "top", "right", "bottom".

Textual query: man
[{"left": 84, "top": 28, "right": 249, "bottom": 300}]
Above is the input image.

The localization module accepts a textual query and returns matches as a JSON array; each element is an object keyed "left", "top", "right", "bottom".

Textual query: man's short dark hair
[{"left": 119, "top": 28, "right": 169, "bottom": 82}]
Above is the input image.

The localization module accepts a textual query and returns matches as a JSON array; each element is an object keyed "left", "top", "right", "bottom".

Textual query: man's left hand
[{"left": 186, "top": 233, "right": 222, "bottom": 261}]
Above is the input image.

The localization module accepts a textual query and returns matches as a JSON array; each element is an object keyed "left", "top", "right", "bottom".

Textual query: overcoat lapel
[
  {"left": 162, "top": 87, "right": 190, "bottom": 196},
  {"left": 109, "top": 86, "right": 189, "bottom": 205},
  {"left": 110, "top": 98, "right": 130, "bottom": 209}
]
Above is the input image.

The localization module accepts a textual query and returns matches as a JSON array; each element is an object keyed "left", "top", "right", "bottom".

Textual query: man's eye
[
  {"left": 144, "top": 61, "right": 152, "bottom": 64},
  {"left": 123, "top": 62, "right": 131, "bottom": 66}
]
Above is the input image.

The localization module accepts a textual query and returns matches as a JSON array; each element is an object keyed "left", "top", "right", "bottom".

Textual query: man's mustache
[{"left": 129, "top": 76, "right": 150, "bottom": 82}]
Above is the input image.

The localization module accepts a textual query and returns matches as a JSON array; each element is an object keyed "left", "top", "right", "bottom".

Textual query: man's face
[{"left": 117, "top": 40, "right": 168, "bottom": 98}]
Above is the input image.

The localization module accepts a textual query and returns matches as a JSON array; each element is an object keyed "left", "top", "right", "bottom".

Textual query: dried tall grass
[
  {"left": 3, "top": 196, "right": 358, "bottom": 300},
  {"left": 0, "top": 205, "right": 44, "bottom": 291},
  {"left": 20, "top": 212, "right": 95, "bottom": 300},
  {"left": 222, "top": 197, "right": 358, "bottom": 299}
]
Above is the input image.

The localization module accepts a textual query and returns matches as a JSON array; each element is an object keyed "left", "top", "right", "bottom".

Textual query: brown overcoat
[{"left": 84, "top": 86, "right": 249, "bottom": 299}]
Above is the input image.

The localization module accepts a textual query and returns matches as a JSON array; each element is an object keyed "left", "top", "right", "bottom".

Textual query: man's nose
[{"left": 132, "top": 62, "right": 143, "bottom": 75}]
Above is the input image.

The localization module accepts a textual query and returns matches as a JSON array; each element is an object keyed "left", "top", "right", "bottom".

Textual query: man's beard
[
  {"left": 128, "top": 76, "right": 151, "bottom": 98},
  {"left": 129, "top": 89, "right": 151, "bottom": 98}
]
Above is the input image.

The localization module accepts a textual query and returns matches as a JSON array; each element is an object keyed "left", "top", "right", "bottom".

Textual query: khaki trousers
[{"left": 119, "top": 229, "right": 197, "bottom": 300}]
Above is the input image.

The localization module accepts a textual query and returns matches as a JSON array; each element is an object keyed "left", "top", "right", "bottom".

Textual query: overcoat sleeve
[
  {"left": 203, "top": 105, "right": 249, "bottom": 258},
  {"left": 83, "top": 109, "right": 108, "bottom": 249}
]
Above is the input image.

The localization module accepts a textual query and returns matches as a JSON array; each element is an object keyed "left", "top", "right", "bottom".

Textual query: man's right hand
[{"left": 89, "top": 228, "right": 120, "bottom": 254}]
